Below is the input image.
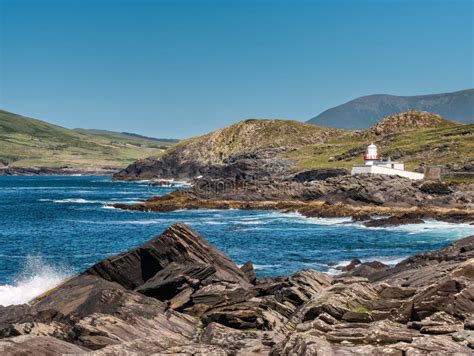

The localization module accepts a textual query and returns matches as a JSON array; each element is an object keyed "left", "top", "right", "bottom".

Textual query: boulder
[
  {"left": 240, "top": 261, "right": 257, "bottom": 284},
  {"left": 86, "top": 223, "right": 249, "bottom": 290},
  {"left": 420, "top": 181, "right": 453, "bottom": 195},
  {"left": 0, "top": 335, "right": 88, "bottom": 355},
  {"left": 364, "top": 214, "right": 424, "bottom": 227},
  {"left": 340, "top": 258, "right": 362, "bottom": 271}
]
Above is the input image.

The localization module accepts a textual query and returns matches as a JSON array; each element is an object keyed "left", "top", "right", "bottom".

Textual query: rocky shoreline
[
  {"left": 0, "top": 223, "right": 473, "bottom": 355},
  {"left": 113, "top": 173, "right": 474, "bottom": 225},
  {"left": 0, "top": 166, "right": 119, "bottom": 176}
]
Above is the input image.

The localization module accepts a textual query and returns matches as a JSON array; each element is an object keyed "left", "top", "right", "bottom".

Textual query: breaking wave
[{"left": 0, "top": 256, "right": 72, "bottom": 306}]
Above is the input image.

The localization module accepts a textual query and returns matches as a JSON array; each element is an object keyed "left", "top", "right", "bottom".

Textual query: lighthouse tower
[{"left": 364, "top": 143, "right": 380, "bottom": 166}]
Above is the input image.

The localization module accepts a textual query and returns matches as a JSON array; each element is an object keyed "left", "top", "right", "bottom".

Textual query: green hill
[
  {"left": 0, "top": 110, "right": 176, "bottom": 169},
  {"left": 73, "top": 128, "right": 178, "bottom": 148},
  {"left": 291, "top": 111, "right": 472, "bottom": 171},
  {"left": 166, "top": 118, "right": 341, "bottom": 163},
  {"left": 115, "top": 112, "right": 473, "bottom": 180}
]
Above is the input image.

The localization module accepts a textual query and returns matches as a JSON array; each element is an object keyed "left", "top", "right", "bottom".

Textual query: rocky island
[{"left": 1, "top": 224, "right": 473, "bottom": 354}]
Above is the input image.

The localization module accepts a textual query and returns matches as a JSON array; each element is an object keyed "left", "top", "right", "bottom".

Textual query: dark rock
[
  {"left": 240, "top": 261, "right": 257, "bottom": 284},
  {"left": 465, "top": 316, "right": 474, "bottom": 330},
  {"left": 340, "top": 261, "right": 389, "bottom": 279},
  {"left": 364, "top": 214, "right": 424, "bottom": 227},
  {"left": 292, "top": 168, "right": 349, "bottom": 182},
  {"left": 340, "top": 258, "right": 362, "bottom": 271},
  {"left": 351, "top": 213, "right": 371, "bottom": 222},
  {"left": 342, "top": 311, "right": 373, "bottom": 323},
  {"left": 86, "top": 223, "right": 250, "bottom": 298},
  {"left": 420, "top": 181, "right": 453, "bottom": 195}
]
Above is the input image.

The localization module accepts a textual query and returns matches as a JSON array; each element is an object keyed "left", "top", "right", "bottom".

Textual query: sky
[{"left": 0, "top": 0, "right": 472, "bottom": 139}]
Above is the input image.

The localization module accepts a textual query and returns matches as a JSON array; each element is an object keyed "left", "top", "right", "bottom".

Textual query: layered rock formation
[
  {"left": 114, "top": 174, "right": 474, "bottom": 223},
  {"left": 1, "top": 224, "right": 473, "bottom": 354}
]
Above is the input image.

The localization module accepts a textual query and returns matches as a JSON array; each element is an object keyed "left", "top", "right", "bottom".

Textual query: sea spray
[{"left": 0, "top": 256, "right": 72, "bottom": 306}]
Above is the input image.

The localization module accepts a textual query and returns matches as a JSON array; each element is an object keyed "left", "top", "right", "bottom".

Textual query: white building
[{"left": 351, "top": 143, "right": 424, "bottom": 180}]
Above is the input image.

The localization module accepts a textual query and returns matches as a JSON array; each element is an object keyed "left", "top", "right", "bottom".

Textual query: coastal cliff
[{"left": 1, "top": 224, "right": 473, "bottom": 354}]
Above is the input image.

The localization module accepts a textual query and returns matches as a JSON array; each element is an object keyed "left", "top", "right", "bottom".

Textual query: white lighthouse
[
  {"left": 364, "top": 143, "right": 380, "bottom": 165},
  {"left": 351, "top": 143, "right": 424, "bottom": 180}
]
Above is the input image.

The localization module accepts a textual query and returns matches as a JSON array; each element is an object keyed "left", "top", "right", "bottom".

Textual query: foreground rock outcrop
[{"left": 1, "top": 224, "right": 473, "bottom": 355}]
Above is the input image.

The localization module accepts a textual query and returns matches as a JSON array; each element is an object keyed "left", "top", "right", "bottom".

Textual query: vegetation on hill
[
  {"left": 164, "top": 119, "right": 341, "bottom": 165},
  {"left": 290, "top": 111, "right": 472, "bottom": 171},
  {"left": 73, "top": 129, "right": 178, "bottom": 148},
  {"left": 115, "top": 111, "right": 472, "bottom": 180},
  {"left": 365, "top": 110, "right": 454, "bottom": 136},
  {"left": 0, "top": 110, "right": 175, "bottom": 168}
]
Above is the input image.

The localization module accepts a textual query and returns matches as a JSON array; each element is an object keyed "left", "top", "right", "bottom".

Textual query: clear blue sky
[{"left": 0, "top": 0, "right": 472, "bottom": 138}]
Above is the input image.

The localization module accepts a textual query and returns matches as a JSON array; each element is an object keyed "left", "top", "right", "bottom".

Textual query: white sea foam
[
  {"left": 53, "top": 198, "right": 100, "bottom": 204},
  {"left": 358, "top": 219, "right": 474, "bottom": 236},
  {"left": 102, "top": 205, "right": 118, "bottom": 210},
  {"left": 0, "top": 256, "right": 72, "bottom": 306},
  {"left": 253, "top": 264, "right": 281, "bottom": 270}
]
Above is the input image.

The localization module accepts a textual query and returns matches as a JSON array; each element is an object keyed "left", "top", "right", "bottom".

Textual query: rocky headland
[
  {"left": 0, "top": 166, "right": 119, "bottom": 176},
  {"left": 112, "top": 113, "right": 473, "bottom": 182},
  {"left": 110, "top": 113, "right": 473, "bottom": 225},
  {"left": 113, "top": 173, "right": 474, "bottom": 225},
  {"left": 1, "top": 224, "right": 473, "bottom": 355}
]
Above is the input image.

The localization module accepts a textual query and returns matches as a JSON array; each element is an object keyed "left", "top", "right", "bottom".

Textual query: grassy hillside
[
  {"left": 115, "top": 112, "right": 472, "bottom": 180},
  {"left": 73, "top": 129, "right": 178, "bottom": 148},
  {"left": 291, "top": 112, "right": 472, "bottom": 171},
  {"left": 163, "top": 119, "right": 342, "bottom": 165},
  {"left": 0, "top": 110, "right": 175, "bottom": 168}
]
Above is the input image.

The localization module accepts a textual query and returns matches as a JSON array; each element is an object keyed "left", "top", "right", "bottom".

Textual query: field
[{"left": 0, "top": 110, "right": 177, "bottom": 169}]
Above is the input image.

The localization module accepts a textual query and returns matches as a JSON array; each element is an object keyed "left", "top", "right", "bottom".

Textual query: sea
[{"left": 1, "top": 175, "right": 473, "bottom": 306}]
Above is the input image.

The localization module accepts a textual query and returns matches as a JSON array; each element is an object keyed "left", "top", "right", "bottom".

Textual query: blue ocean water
[{"left": 1, "top": 176, "right": 473, "bottom": 305}]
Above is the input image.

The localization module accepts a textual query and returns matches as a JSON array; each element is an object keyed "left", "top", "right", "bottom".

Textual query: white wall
[{"left": 351, "top": 165, "right": 424, "bottom": 180}]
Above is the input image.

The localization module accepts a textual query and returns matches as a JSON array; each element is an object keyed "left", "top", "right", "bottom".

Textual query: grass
[
  {"left": 354, "top": 306, "right": 372, "bottom": 315},
  {"left": 0, "top": 110, "right": 176, "bottom": 169},
  {"left": 288, "top": 124, "right": 474, "bottom": 171},
  {"left": 444, "top": 177, "right": 474, "bottom": 185},
  {"left": 165, "top": 118, "right": 341, "bottom": 164}
]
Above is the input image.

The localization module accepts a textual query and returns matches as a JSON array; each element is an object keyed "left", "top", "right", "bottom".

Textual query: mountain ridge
[{"left": 307, "top": 89, "right": 474, "bottom": 129}]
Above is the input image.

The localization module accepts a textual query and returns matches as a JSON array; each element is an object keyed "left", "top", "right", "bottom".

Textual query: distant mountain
[
  {"left": 307, "top": 89, "right": 474, "bottom": 129},
  {"left": 0, "top": 110, "right": 175, "bottom": 169}
]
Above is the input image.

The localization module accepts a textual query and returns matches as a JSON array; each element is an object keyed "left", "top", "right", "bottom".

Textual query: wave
[
  {"left": 358, "top": 219, "right": 474, "bottom": 236},
  {"left": 0, "top": 256, "right": 72, "bottom": 306},
  {"left": 53, "top": 198, "right": 102, "bottom": 204},
  {"left": 236, "top": 263, "right": 280, "bottom": 270}
]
